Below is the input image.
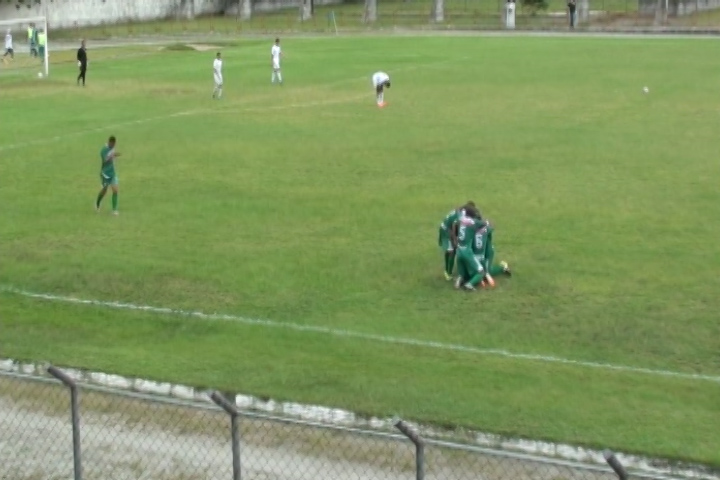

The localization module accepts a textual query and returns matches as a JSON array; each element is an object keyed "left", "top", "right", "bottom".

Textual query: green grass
[{"left": 1, "top": 35, "right": 720, "bottom": 466}]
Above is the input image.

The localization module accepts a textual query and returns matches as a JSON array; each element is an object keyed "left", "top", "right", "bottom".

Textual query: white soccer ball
[
  {"left": 37, "top": 72, "right": 43, "bottom": 78},
  {"left": 642, "top": 86, "right": 649, "bottom": 94}
]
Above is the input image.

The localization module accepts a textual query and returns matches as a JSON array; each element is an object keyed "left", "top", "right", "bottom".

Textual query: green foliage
[
  {"left": 521, "top": 0, "right": 549, "bottom": 13},
  {"left": 1, "top": 36, "right": 720, "bottom": 466}
]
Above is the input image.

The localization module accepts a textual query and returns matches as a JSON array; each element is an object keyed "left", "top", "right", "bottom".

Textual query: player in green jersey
[
  {"left": 457, "top": 219, "right": 511, "bottom": 289},
  {"left": 454, "top": 212, "right": 487, "bottom": 291},
  {"left": 95, "top": 136, "right": 121, "bottom": 215},
  {"left": 438, "top": 201, "right": 476, "bottom": 280},
  {"left": 479, "top": 223, "right": 512, "bottom": 279}
]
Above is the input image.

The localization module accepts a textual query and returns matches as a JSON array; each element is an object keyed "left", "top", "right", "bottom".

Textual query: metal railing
[{"left": 0, "top": 366, "right": 677, "bottom": 480}]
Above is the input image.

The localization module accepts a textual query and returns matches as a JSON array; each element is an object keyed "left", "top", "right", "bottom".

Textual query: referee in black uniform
[{"left": 77, "top": 39, "right": 87, "bottom": 86}]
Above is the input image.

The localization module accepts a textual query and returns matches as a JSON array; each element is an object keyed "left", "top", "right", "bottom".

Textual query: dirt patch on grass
[
  {"left": 186, "top": 43, "right": 222, "bottom": 51},
  {"left": 162, "top": 43, "right": 221, "bottom": 52}
]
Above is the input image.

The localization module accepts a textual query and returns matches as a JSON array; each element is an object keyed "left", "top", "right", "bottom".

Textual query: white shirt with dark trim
[{"left": 372, "top": 71, "right": 390, "bottom": 88}]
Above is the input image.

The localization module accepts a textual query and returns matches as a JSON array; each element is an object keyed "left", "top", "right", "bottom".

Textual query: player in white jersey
[
  {"left": 371, "top": 71, "right": 391, "bottom": 108},
  {"left": 2, "top": 30, "right": 13, "bottom": 62},
  {"left": 271, "top": 38, "right": 283, "bottom": 85},
  {"left": 212, "top": 52, "right": 223, "bottom": 99}
]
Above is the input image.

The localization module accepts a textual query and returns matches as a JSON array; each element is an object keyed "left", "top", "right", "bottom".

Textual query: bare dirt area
[
  {"left": 0, "top": 373, "right": 623, "bottom": 480},
  {"left": 0, "top": 375, "right": 416, "bottom": 480},
  {"left": 0, "top": 372, "right": 624, "bottom": 480}
]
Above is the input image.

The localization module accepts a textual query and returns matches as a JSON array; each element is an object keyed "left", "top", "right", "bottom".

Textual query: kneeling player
[
  {"left": 371, "top": 71, "right": 391, "bottom": 107},
  {"left": 456, "top": 218, "right": 511, "bottom": 290},
  {"left": 472, "top": 220, "right": 511, "bottom": 288},
  {"left": 454, "top": 213, "right": 487, "bottom": 291}
]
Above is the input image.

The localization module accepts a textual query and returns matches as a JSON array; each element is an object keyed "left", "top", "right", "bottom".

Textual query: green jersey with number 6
[
  {"left": 472, "top": 223, "right": 492, "bottom": 261},
  {"left": 456, "top": 217, "right": 484, "bottom": 250}
]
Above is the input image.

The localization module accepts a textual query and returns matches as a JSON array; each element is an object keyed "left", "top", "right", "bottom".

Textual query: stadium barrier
[{"left": 0, "top": 366, "right": 686, "bottom": 480}]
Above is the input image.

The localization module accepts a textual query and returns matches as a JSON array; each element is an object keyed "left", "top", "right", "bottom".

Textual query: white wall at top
[{"left": 0, "top": 0, "right": 224, "bottom": 29}]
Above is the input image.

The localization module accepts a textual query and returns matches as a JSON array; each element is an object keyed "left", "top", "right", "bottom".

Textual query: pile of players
[{"left": 438, "top": 201, "right": 512, "bottom": 291}]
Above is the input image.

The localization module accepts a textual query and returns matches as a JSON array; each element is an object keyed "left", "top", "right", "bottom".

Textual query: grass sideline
[{"left": 1, "top": 36, "right": 719, "bottom": 466}]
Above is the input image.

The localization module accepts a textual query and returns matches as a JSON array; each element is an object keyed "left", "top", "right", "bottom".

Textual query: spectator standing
[{"left": 567, "top": 0, "right": 577, "bottom": 29}]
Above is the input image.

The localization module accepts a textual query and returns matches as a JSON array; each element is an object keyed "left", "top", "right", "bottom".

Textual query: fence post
[
  {"left": 211, "top": 391, "right": 241, "bottom": 480},
  {"left": 47, "top": 365, "right": 82, "bottom": 480},
  {"left": 603, "top": 450, "right": 629, "bottom": 480},
  {"left": 394, "top": 419, "right": 425, "bottom": 480}
]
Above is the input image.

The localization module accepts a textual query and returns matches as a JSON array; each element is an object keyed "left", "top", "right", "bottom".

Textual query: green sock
[
  {"left": 95, "top": 190, "right": 106, "bottom": 208},
  {"left": 468, "top": 273, "right": 482, "bottom": 287},
  {"left": 488, "top": 264, "right": 505, "bottom": 276},
  {"left": 444, "top": 252, "right": 455, "bottom": 275},
  {"left": 111, "top": 192, "right": 118, "bottom": 211}
]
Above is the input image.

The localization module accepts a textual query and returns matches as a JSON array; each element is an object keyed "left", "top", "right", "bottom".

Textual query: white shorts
[
  {"left": 272, "top": 62, "right": 280, "bottom": 71},
  {"left": 214, "top": 76, "right": 223, "bottom": 86}
]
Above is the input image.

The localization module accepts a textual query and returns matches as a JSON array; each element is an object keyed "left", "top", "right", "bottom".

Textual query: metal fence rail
[{"left": 0, "top": 367, "right": 676, "bottom": 480}]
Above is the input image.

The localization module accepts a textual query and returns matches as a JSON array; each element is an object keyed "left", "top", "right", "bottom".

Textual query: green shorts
[
  {"left": 100, "top": 172, "right": 118, "bottom": 188},
  {"left": 456, "top": 247, "right": 483, "bottom": 280},
  {"left": 438, "top": 227, "right": 454, "bottom": 252}
]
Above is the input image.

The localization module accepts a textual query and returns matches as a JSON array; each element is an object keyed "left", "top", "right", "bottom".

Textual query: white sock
[
  {"left": 277, "top": 71, "right": 282, "bottom": 83},
  {"left": 217, "top": 88, "right": 223, "bottom": 98},
  {"left": 378, "top": 92, "right": 384, "bottom": 104}
]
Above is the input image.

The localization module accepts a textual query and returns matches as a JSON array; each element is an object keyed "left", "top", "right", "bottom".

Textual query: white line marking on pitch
[
  {"left": 3, "top": 286, "right": 719, "bottom": 385},
  {"left": 0, "top": 56, "right": 464, "bottom": 153}
]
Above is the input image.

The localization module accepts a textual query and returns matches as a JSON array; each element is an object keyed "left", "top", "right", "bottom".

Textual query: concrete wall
[
  {"left": 0, "top": 0, "right": 223, "bottom": 29},
  {"left": 0, "top": 0, "right": 343, "bottom": 29}
]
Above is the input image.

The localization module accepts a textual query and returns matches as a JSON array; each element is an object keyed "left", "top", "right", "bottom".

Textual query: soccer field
[{"left": 1, "top": 35, "right": 719, "bottom": 466}]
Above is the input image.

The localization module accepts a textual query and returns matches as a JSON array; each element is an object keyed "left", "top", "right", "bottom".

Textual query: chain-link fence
[{"left": 0, "top": 366, "right": 680, "bottom": 480}]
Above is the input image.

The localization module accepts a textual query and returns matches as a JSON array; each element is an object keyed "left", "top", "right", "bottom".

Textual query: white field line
[
  {"left": 3, "top": 286, "right": 720, "bottom": 385},
  {"left": 0, "top": 55, "right": 465, "bottom": 152}
]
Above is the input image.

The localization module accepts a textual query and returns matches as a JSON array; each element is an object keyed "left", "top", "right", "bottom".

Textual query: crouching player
[
  {"left": 473, "top": 219, "right": 511, "bottom": 288},
  {"left": 454, "top": 211, "right": 487, "bottom": 291},
  {"left": 455, "top": 217, "right": 511, "bottom": 291},
  {"left": 371, "top": 71, "right": 391, "bottom": 107},
  {"left": 438, "top": 201, "right": 477, "bottom": 280}
]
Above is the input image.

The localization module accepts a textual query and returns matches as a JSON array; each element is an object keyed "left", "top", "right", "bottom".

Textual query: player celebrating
[
  {"left": 95, "top": 135, "right": 121, "bottom": 215},
  {"left": 212, "top": 52, "right": 223, "bottom": 99},
  {"left": 371, "top": 71, "right": 391, "bottom": 107},
  {"left": 455, "top": 218, "right": 511, "bottom": 289},
  {"left": 476, "top": 220, "right": 512, "bottom": 282},
  {"left": 454, "top": 212, "right": 487, "bottom": 291},
  {"left": 2, "top": 29, "right": 13, "bottom": 63},
  {"left": 438, "top": 201, "right": 476, "bottom": 280},
  {"left": 271, "top": 38, "right": 283, "bottom": 85}
]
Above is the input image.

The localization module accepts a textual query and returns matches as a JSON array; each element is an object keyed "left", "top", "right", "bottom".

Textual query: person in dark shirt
[
  {"left": 567, "top": 0, "right": 577, "bottom": 29},
  {"left": 77, "top": 39, "right": 87, "bottom": 86}
]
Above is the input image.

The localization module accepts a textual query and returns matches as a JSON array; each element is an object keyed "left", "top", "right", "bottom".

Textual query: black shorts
[{"left": 3, "top": 48, "right": 12, "bottom": 56}]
